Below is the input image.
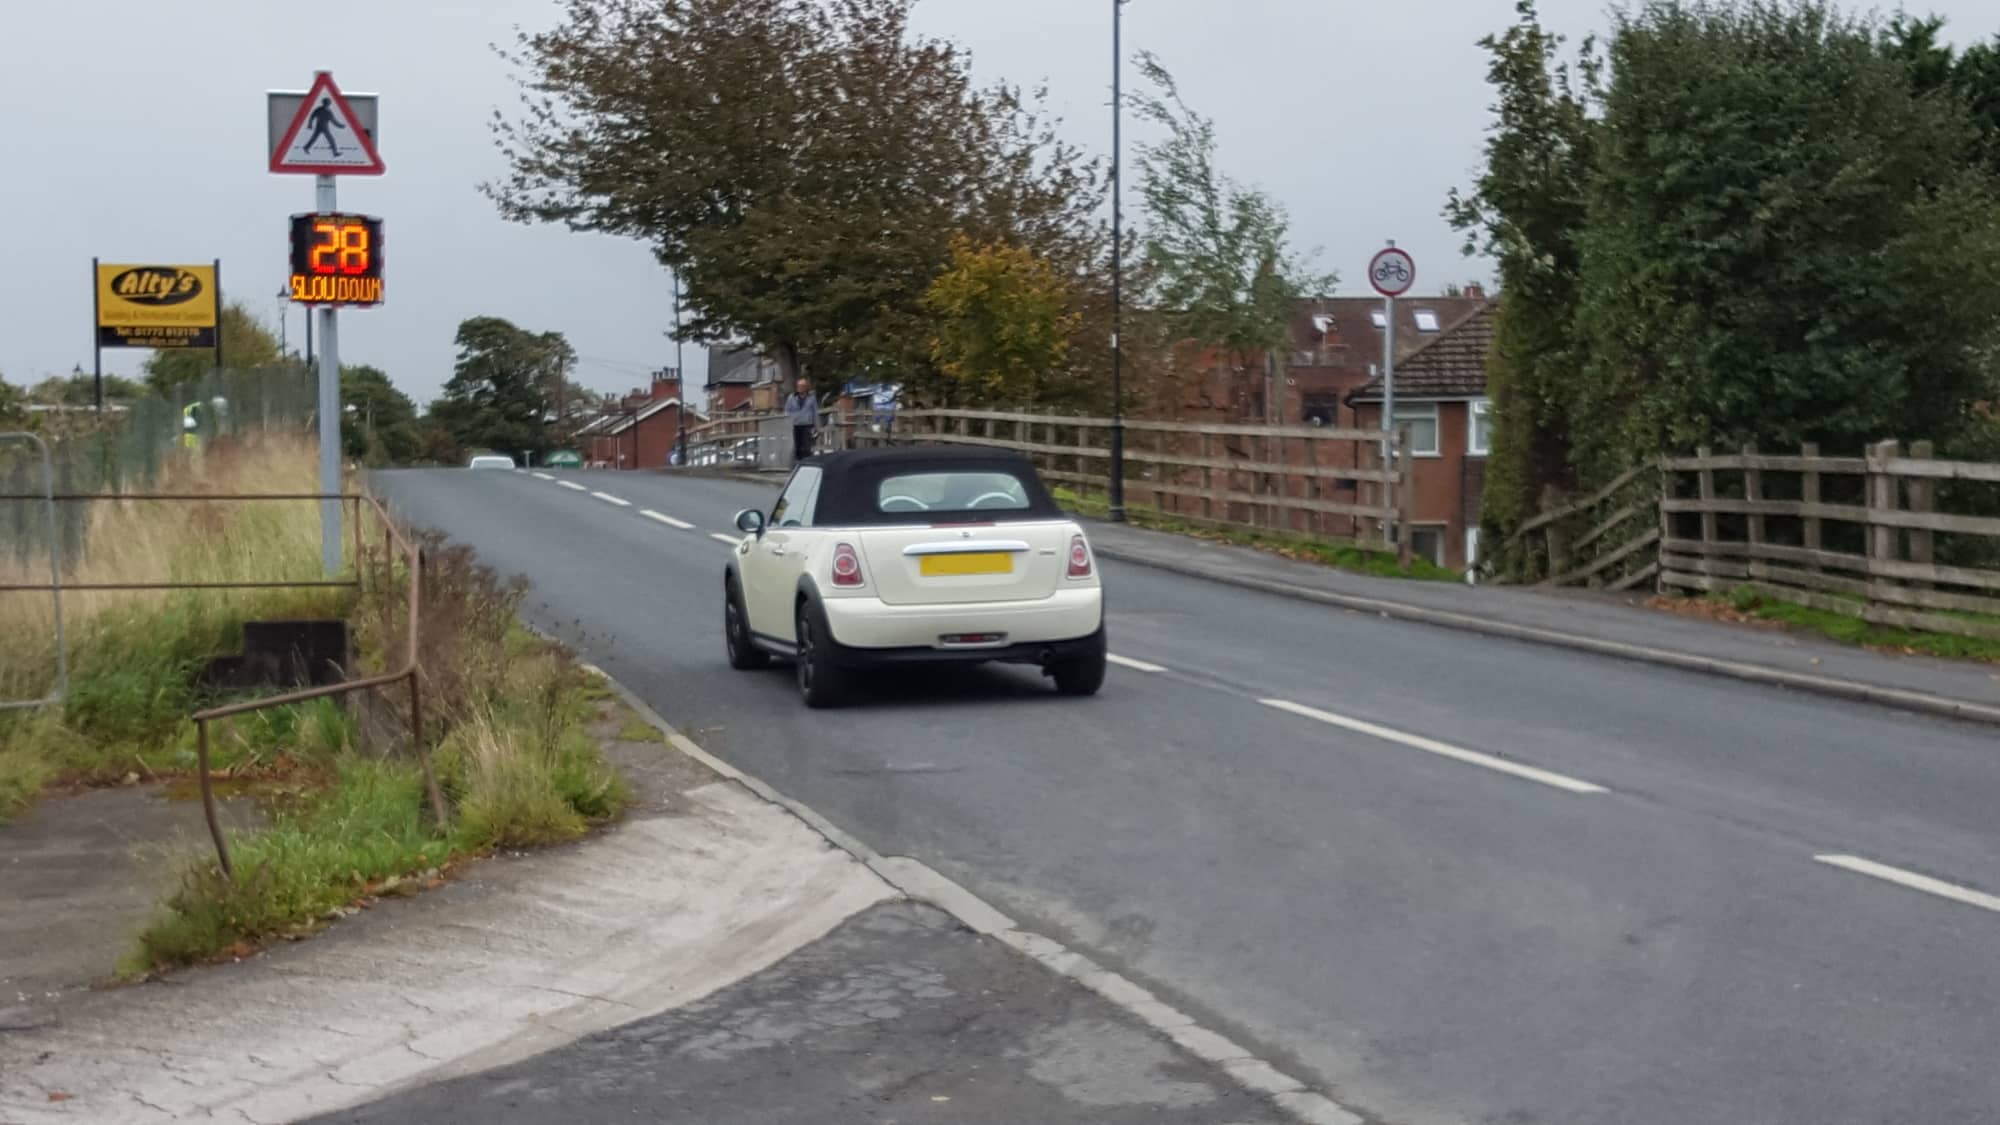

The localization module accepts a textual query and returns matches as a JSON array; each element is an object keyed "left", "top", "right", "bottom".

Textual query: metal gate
[{"left": 1, "top": 432, "right": 67, "bottom": 710}]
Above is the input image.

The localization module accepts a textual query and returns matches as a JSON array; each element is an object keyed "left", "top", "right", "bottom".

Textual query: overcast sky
[{"left": 4, "top": 0, "right": 1992, "bottom": 407}]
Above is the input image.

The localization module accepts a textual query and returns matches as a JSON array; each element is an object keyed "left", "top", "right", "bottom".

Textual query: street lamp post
[
  {"left": 674, "top": 271, "right": 689, "bottom": 469},
  {"left": 1108, "top": 0, "right": 1128, "bottom": 522}
]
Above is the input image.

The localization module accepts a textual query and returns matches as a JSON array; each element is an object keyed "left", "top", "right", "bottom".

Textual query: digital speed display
[{"left": 288, "top": 212, "right": 384, "bottom": 306}]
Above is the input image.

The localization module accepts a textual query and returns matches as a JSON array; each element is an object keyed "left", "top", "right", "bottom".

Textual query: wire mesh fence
[{"left": 2, "top": 365, "right": 318, "bottom": 568}]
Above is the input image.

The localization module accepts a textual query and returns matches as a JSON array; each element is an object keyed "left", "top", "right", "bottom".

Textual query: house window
[
  {"left": 1413, "top": 309, "right": 1441, "bottom": 332},
  {"left": 1469, "top": 399, "right": 1493, "bottom": 456},
  {"left": 1302, "top": 395, "right": 1340, "bottom": 427},
  {"left": 1391, "top": 402, "right": 1440, "bottom": 456},
  {"left": 1370, "top": 309, "right": 1388, "bottom": 329},
  {"left": 1408, "top": 525, "right": 1446, "bottom": 567}
]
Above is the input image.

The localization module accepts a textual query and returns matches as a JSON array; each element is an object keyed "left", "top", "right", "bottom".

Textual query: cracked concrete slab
[{"left": 0, "top": 777, "right": 893, "bottom": 1124}]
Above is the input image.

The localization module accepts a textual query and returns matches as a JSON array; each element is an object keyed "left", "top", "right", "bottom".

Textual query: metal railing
[
  {"left": 0, "top": 491, "right": 438, "bottom": 878},
  {"left": 0, "top": 433, "right": 67, "bottom": 711}
]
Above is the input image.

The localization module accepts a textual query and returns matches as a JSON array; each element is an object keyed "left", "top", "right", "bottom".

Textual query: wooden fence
[
  {"left": 858, "top": 409, "right": 1411, "bottom": 557},
  {"left": 1504, "top": 440, "right": 2000, "bottom": 640},
  {"left": 1492, "top": 462, "right": 1662, "bottom": 591},
  {"left": 1658, "top": 441, "right": 2000, "bottom": 640},
  {"left": 690, "top": 406, "right": 1415, "bottom": 559}
]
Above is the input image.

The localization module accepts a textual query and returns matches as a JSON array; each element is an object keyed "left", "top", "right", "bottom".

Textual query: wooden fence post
[
  {"left": 1656, "top": 458, "right": 1672, "bottom": 595},
  {"left": 1742, "top": 443, "right": 1764, "bottom": 550},
  {"left": 1696, "top": 446, "right": 1718, "bottom": 553},
  {"left": 1200, "top": 431, "right": 1213, "bottom": 523},
  {"left": 1156, "top": 427, "right": 1169, "bottom": 514},
  {"left": 1867, "top": 439, "right": 1899, "bottom": 565},
  {"left": 1800, "top": 442, "right": 1821, "bottom": 560},
  {"left": 1908, "top": 440, "right": 1935, "bottom": 567},
  {"left": 1541, "top": 483, "right": 1571, "bottom": 582}
]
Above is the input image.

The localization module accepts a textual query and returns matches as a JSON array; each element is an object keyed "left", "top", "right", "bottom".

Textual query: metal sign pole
[
  {"left": 91, "top": 257, "right": 104, "bottom": 414},
  {"left": 1382, "top": 292, "right": 1396, "bottom": 465},
  {"left": 315, "top": 173, "right": 343, "bottom": 575}
]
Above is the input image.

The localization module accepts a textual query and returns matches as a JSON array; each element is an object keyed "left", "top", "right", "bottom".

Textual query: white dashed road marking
[
  {"left": 1259, "top": 698, "right": 1608, "bottom": 795},
  {"left": 591, "top": 491, "right": 632, "bottom": 507},
  {"left": 642, "top": 510, "right": 696, "bottom": 529},
  {"left": 559, "top": 480, "right": 588, "bottom": 492},
  {"left": 532, "top": 472, "right": 555, "bottom": 481},
  {"left": 1815, "top": 855, "right": 2000, "bottom": 915},
  {"left": 1107, "top": 654, "right": 1167, "bottom": 673},
  {"left": 710, "top": 533, "right": 741, "bottom": 546}
]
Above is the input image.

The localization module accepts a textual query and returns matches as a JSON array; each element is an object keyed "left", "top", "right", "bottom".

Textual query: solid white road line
[
  {"left": 1815, "top": 855, "right": 2000, "bottom": 915},
  {"left": 642, "top": 509, "right": 695, "bottom": 530},
  {"left": 1108, "top": 654, "right": 1167, "bottom": 674},
  {"left": 532, "top": 472, "right": 555, "bottom": 481},
  {"left": 1259, "top": 698, "right": 1608, "bottom": 795},
  {"left": 559, "top": 480, "right": 588, "bottom": 492},
  {"left": 591, "top": 491, "right": 632, "bottom": 507},
  {"left": 710, "top": 533, "right": 741, "bottom": 546}
]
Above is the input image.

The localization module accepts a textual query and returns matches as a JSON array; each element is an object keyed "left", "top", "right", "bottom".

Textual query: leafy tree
[
  {"left": 921, "top": 236, "right": 1080, "bottom": 405},
  {"left": 1130, "top": 54, "right": 1332, "bottom": 421},
  {"left": 488, "top": 0, "right": 1102, "bottom": 392},
  {"left": 1445, "top": 0, "right": 1601, "bottom": 534},
  {"left": 339, "top": 365, "right": 422, "bottom": 466},
  {"left": 0, "top": 374, "right": 27, "bottom": 427},
  {"left": 29, "top": 370, "right": 146, "bottom": 405},
  {"left": 1887, "top": 15, "right": 2000, "bottom": 177},
  {"left": 142, "top": 302, "right": 283, "bottom": 390},
  {"left": 430, "top": 317, "right": 573, "bottom": 458},
  {"left": 1572, "top": 1, "right": 2000, "bottom": 480}
]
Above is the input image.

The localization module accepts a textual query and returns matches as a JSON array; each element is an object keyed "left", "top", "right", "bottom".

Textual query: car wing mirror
[{"left": 734, "top": 508, "right": 766, "bottom": 537}]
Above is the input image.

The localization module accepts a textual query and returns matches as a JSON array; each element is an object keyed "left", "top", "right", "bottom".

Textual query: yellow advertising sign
[{"left": 95, "top": 263, "right": 219, "bottom": 349}]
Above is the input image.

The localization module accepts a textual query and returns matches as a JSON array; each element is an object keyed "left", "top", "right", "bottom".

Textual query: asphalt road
[
  {"left": 313, "top": 902, "right": 1289, "bottom": 1125},
  {"left": 374, "top": 467, "right": 2000, "bottom": 1125}
]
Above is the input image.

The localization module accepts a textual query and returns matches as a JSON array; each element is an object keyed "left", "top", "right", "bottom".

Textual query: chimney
[
  {"left": 1465, "top": 283, "right": 1487, "bottom": 301},
  {"left": 651, "top": 367, "right": 681, "bottom": 402}
]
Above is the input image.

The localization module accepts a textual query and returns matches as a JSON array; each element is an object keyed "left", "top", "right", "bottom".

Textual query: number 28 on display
[{"left": 287, "top": 213, "right": 384, "bottom": 306}]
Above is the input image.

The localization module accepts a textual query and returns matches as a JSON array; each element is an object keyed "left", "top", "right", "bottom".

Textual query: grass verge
[
  {"left": 125, "top": 531, "right": 631, "bottom": 973},
  {"left": 1052, "top": 487, "right": 1460, "bottom": 581},
  {"left": 1729, "top": 587, "right": 2000, "bottom": 663},
  {"left": 0, "top": 436, "right": 347, "bottom": 820},
  {"left": 1652, "top": 587, "right": 2000, "bottom": 664}
]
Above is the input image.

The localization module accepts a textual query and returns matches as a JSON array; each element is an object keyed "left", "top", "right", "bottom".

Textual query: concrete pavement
[
  {"left": 0, "top": 728, "right": 893, "bottom": 1123},
  {"left": 366, "top": 467, "right": 2000, "bottom": 1125}
]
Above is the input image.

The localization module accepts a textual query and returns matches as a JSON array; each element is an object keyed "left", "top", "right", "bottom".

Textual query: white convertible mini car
[{"left": 723, "top": 446, "right": 1107, "bottom": 707}]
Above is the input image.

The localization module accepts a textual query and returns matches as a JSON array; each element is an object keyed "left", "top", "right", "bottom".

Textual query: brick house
[
  {"left": 1348, "top": 301, "right": 1497, "bottom": 571},
  {"left": 584, "top": 374, "right": 702, "bottom": 470},
  {"left": 704, "top": 344, "right": 783, "bottom": 413},
  {"left": 1164, "top": 291, "right": 1487, "bottom": 426}
]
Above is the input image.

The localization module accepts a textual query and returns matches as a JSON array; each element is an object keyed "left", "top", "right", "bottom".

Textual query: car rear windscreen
[{"left": 875, "top": 470, "right": 1033, "bottom": 516}]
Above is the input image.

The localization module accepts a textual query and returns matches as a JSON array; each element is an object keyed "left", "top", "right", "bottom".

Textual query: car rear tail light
[
  {"left": 832, "top": 542, "right": 866, "bottom": 587},
  {"left": 1067, "top": 535, "right": 1093, "bottom": 578}
]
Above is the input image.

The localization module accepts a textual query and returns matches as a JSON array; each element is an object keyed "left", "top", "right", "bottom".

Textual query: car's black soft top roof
[{"left": 803, "top": 444, "right": 1064, "bottom": 525}]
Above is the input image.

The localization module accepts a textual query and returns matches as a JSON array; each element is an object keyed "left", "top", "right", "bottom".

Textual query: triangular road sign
[{"left": 271, "top": 72, "right": 384, "bottom": 175}]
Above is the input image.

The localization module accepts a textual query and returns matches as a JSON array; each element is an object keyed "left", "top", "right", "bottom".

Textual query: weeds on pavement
[{"left": 129, "top": 523, "right": 629, "bottom": 972}]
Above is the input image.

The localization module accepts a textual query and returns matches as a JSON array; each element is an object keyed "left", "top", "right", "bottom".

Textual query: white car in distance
[
  {"left": 466, "top": 454, "right": 516, "bottom": 470},
  {"left": 722, "top": 446, "right": 1107, "bottom": 708}
]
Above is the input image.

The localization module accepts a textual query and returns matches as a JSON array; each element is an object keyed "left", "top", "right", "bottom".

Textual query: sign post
[
  {"left": 1369, "top": 242, "right": 1416, "bottom": 541},
  {"left": 91, "top": 260, "right": 223, "bottom": 413},
  {"left": 271, "top": 71, "right": 385, "bottom": 576}
]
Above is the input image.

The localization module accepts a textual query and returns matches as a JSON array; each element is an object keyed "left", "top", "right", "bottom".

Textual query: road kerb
[
  {"left": 1092, "top": 546, "right": 2000, "bottom": 729},
  {"left": 576, "top": 658, "right": 1367, "bottom": 1125}
]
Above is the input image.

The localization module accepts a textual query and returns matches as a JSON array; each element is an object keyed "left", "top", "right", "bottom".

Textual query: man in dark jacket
[{"left": 784, "top": 378, "right": 818, "bottom": 463}]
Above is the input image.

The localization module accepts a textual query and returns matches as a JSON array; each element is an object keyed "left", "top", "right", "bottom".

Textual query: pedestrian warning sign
[{"left": 270, "top": 72, "right": 384, "bottom": 175}]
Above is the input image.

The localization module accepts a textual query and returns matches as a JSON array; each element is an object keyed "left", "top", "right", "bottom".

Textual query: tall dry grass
[{"left": 0, "top": 435, "right": 346, "bottom": 813}]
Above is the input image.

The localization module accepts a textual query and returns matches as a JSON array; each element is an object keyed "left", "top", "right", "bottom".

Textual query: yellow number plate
[{"left": 920, "top": 552, "right": 1013, "bottom": 576}]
